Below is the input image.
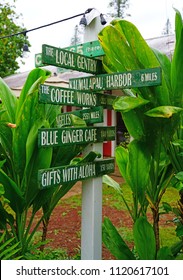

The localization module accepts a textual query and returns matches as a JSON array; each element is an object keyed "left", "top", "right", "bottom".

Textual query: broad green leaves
[
  {"left": 133, "top": 217, "right": 156, "bottom": 260},
  {"left": 99, "top": 10, "right": 183, "bottom": 259},
  {"left": 103, "top": 217, "right": 135, "bottom": 260}
]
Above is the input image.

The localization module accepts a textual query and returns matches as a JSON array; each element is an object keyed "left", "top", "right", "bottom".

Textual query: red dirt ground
[
  {"left": 44, "top": 174, "right": 127, "bottom": 260},
  {"left": 42, "top": 172, "right": 175, "bottom": 260}
]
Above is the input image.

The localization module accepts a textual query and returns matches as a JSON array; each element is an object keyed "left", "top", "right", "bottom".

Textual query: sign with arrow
[
  {"left": 42, "top": 44, "right": 104, "bottom": 74},
  {"left": 39, "top": 84, "right": 116, "bottom": 109},
  {"left": 38, "top": 126, "right": 116, "bottom": 147},
  {"left": 69, "top": 67, "right": 162, "bottom": 91},
  {"left": 38, "top": 158, "right": 115, "bottom": 189},
  {"left": 56, "top": 107, "right": 103, "bottom": 126}
]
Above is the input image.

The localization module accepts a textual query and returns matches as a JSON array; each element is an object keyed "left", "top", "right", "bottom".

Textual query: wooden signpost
[
  {"left": 38, "top": 126, "right": 116, "bottom": 147},
  {"left": 38, "top": 35, "right": 162, "bottom": 260},
  {"left": 56, "top": 107, "right": 103, "bottom": 126},
  {"left": 65, "top": 39, "right": 105, "bottom": 57},
  {"left": 69, "top": 67, "right": 162, "bottom": 91},
  {"left": 42, "top": 44, "right": 104, "bottom": 74},
  {"left": 35, "top": 40, "right": 104, "bottom": 68},
  {"left": 39, "top": 84, "right": 116, "bottom": 109},
  {"left": 38, "top": 158, "right": 115, "bottom": 189}
]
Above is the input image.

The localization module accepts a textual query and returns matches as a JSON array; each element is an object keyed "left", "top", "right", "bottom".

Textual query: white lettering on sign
[
  {"left": 41, "top": 170, "right": 61, "bottom": 187},
  {"left": 40, "top": 85, "right": 49, "bottom": 94},
  {"left": 61, "top": 129, "right": 84, "bottom": 144},
  {"left": 76, "top": 92, "right": 97, "bottom": 106},
  {"left": 56, "top": 50, "right": 75, "bottom": 68},
  {"left": 41, "top": 130, "right": 58, "bottom": 146},
  {"left": 141, "top": 72, "right": 158, "bottom": 82},
  {"left": 61, "top": 128, "right": 97, "bottom": 144},
  {"left": 50, "top": 88, "right": 74, "bottom": 104},
  {"left": 70, "top": 76, "right": 104, "bottom": 91},
  {"left": 62, "top": 163, "right": 96, "bottom": 183},
  {"left": 45, "top": 47, "right": 54, "bottom": 57},
  {"left": 106, "top": 73, "right": 132, "bottom": 88},
  {"left": 83, "top": 113, "right": 90, "bottom": 120},
  {"left": 90, "top": 111, "right": 100, "bottom": 119},
  {"left": 56, "top": 114, "right": 72, "bottom": 127},
  {"left": 84, "top": 128, "right": 97, "bottom": 142},
  {"left": 77, "top": 56, "right": 97, "bottom": 72}
]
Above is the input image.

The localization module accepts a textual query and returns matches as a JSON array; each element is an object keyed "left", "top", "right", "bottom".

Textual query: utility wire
[{"left": 0, "top": 11, "right": 87, "bottom": 39}]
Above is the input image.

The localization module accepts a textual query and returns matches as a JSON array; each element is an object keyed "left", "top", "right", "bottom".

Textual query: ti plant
[
  {"left": 0, "top": 68, "right": 94, "bottom": 258},
  {"left": 98, "top": 9, "right": 183, "bottom": 258}
]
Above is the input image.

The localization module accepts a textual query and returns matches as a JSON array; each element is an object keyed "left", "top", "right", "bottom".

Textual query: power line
[{"left": 0, "top": 11, "right": 88, "bottom": 39}]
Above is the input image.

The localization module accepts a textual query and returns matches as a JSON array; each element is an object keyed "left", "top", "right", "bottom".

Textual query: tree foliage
[
  {"left": 108, "top": 0, "right": 130, "bottom": 18},
  {"left": 0, "top": 1, "right": 30, "bottom": 77}
]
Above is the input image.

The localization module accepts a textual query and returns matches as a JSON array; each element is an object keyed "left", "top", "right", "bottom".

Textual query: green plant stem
[{"left": 120, "top": 192, "right": 134, "bottom": 222}]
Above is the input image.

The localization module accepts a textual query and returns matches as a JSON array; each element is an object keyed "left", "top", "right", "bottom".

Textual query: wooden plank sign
[
  {"left": 65, "top": 40, "right": 105, "bottom": 57},
  {"left": 56, "top": 107, "right": 103, "bottom": 126},
  {"left": 39, "top": 84, "right": 116, "bottom": 109},
  {"left": 38, "top": 126, "right": 116, "bottom": 147},
  {"left": 69, "top": 67, "right": 162, "bottom": 91},
  {"left": 42, "top": 44, "right": 104, "bottom": 74},
  {"left": 38, "top": 158, "right": 115, "bottom": 189}
]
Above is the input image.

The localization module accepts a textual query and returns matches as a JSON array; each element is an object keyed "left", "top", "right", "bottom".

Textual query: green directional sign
[
  {"left": 56, "top": 107, "right": 103, "bottom": 126},
  {"left": 38, "top": 126, "right": 116, "bottom": 148},
  {"left": 69, "top": 67, "right": 162, "bottom": 91},
  {"left": 42, "top": 44, "right": 104, "bottom": 74},
  {"left": 39, "top": 84, "right": 116, "bottom": 109},
  {"left": 65, "top": 40, "right": 105, "bottom": 57},
  {"left": 38, "top": 158, "right": 115, "bottom": 189}
]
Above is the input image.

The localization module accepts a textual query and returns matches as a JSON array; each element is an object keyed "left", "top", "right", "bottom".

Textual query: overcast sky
[{"left": 12, "top": 0, "right": 183, "bottom": 72}]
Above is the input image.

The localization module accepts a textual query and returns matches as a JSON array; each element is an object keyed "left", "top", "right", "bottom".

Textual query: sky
[{"left": 11, "top": 0, "right": 183, "bottom": 72}]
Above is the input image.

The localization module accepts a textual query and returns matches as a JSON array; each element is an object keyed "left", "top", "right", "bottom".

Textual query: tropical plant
[
  {"left": 0, "top": 232, "right": 21, "bottom": 260},
  {"left": 98, "top": 8, "right": 183, "bottom": 258},
  {"left": 0, "top": 68, "right": 93, "bottom": 258},
  {"left": 103, "top": 216, "right": 182, "bottom": 260}
]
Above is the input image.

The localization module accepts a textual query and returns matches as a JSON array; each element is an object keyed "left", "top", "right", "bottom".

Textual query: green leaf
[
  {"left": 171, "top": 10, "right": 183, "bottom": 106},
  {"left": 145, "top": 106, "right": 183, "bottom": 118},
  {"left": 98, "top": 19, "right": 170, "bottom": 105},
  {"left": 115, "top": 145, "right": 129, "bottom": 184},
  {"left": 162, "top": 202, "right": 172, "bottom": 213},
  {"left": 113, "top": 95, "right": 149, "bottom": 112},
  {"left": 69, "top": 114, "right": 86, "bottom": 127},
  {"left": 102, "top": 175, "right": 121, "bottom": 193},
  {"left": 157, "top": 246, "right": 174, "bottom": 260},
  {"left": 176, "top": 224, "right": 183, "bottom": 237},
  {"left": 0, "top": 169, "right": 25, "bottom": 213},
  {"left": 0, "top": 159, "right": 6, "bottom": 169},
  {"left": 102, "top": 217, "right": 135, "bottom": 260},
  {"left": 133, "top": 216, "right": 156, "bottom": 260},
  {"left": 16, "top": 68, "right": 51, "bottom": 118},
  {"left": 25, "top": 119, "right": 50, "bottom": 170},
  {"left": 0, "top": 78, "right": 17, "bottom": 123},
  {"left": 175, "top": 171, "right": 183, "bottom": 181},
  {"left": 122, "top": 109, "right": 145, "bottom": 140},
  {"left": 127, "top": 140, "right": 151, "bottom": 201},
  {"left": 172, "top": 139, "right": 183, "bottom": 149}
]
